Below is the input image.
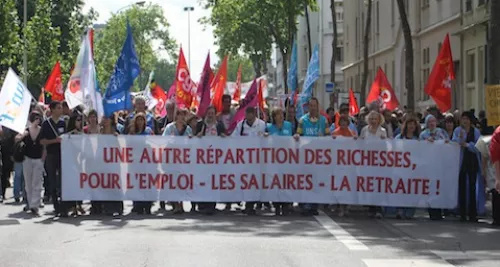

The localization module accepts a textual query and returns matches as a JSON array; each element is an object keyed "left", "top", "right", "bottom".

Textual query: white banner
[
  {"left": 62, "top": 135, "right": 460, "bottom": 208},
  {"left": 0, "top": 68, "right": 33, "bottom": 133}
]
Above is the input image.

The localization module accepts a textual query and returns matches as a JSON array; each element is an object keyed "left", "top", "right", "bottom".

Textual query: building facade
[{"left": 342, "top": 0, "right": 489, "bottom": 112}]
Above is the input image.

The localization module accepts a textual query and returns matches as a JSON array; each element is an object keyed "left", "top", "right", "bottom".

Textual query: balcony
[{"left": 463, "top": 1, "right": 490, "bottom": 27}]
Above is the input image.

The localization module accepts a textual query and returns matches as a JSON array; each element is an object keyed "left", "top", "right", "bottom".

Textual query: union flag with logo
[
  {"left": 425, "top": 34, "right": 455, "bottom": 113},
  {"left": 367, "top": 67, "right": 399, "bottom": 111},
  {"left": 174, "top": 47, "right": 195, "bottom": 108}
]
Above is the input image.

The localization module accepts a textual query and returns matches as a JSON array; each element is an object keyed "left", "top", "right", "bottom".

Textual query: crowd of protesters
[{"left": 0, "top": 94, "right": 498, "bottom": 227}]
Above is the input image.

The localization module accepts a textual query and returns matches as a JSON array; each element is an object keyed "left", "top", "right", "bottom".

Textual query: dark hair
[
  {"left": 401, "top": 117, "right": 421, "bottom": 138},
  {"left": 87, "top": 109, "right": 98, "bottom": 118},
  {"left": 62, "top": 100, "right": 69, "bottom": 108},
  {"left": 309, "top": 97, "right": 319, "bottom": 106},
  {"left": 48, "top": 101, "right": 61, "bottom": 111},
  {"left": 222, "top": 94, "right": 231, "bottom": 102},
  {"left": 326, "top": 107, "right": 335, "bottom": 114},
  {"left": 339, "top": 106, "right": 350, "bottom": 115},
  {"left": 245, "top": 107, "right": 256, "bottom": 114},
  {"left": 339, "top": 103, "right": 349, "bottom": 109},
  {"left": 338, "top": 114, "right": 350, "bottom": 126},
  {"left": 67, "top": 113, "right": 83, "bottom": 132}
]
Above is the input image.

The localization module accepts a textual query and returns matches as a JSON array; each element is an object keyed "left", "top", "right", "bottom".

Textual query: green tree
[
  {"left": 202, "top": 0, "right": 316, "bottom": 92},
  {"left": 0, "top": 0, "right": 21, "bottom": 84},
  {"left": 23, "top": 0, "right": 60, "bottom": 96},
  {"left": 214, "top": 55, "right": 255, "bottom": 82},
  {"left": 153, "top": 58, "right": 176, "bottom": 89},
  {"left": 93, "top": 3, "right": 177, "bottom": 92}
]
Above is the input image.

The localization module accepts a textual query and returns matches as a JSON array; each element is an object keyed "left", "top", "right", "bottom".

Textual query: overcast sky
[{"left": 83, "top": 0, "right": 219, "bottom": 81}]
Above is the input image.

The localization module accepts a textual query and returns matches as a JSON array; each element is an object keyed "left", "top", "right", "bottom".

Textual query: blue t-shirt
[
  {"left": 297, "top": 114, "right": 329, "bottom": 137},
  {"left": 266, "top": 121, "right": 293, "bottom": 136}
]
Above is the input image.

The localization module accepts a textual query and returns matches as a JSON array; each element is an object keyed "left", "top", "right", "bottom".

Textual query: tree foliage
[
  {"left": 93, "top": 3, "right": 177, "bottom": 91},
  {"left": 23, "top": 0, "right": 61, "bottom": 95},
  {"left": 153, "top": 58, "right": 176, "bottom": 89},
  {"left": 0, "top": 0, "right": 96, "bottom": 94},
  {"left": 0, "top": 0, "right": 21, "bottom": 84},
  {"left": 214, "top": 55, "right": 255, "bottom": 82},
  {"left": 202, "top": 0, "right": 316, "bottom": 91}
]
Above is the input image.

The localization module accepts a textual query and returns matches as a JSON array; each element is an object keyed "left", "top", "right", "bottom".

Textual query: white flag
[
  {"left": 65, "top": 29, "right": 104, "bottom": 120},
  {"left": 143, "top": 71, "right": 158, "bottom": 110},
  {"left": 0, "top": 68, "right": 33, "bottom": 133}
]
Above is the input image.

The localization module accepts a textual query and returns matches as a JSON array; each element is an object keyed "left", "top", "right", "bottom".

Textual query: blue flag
[
  {"left": 287, "top": 39, "right": 298, "bottom": 105},
  {"left": 296, "top": 44, "right": 320, "bottom": 120},
  {"left": 103, "top": 22, "right": 141, "bottom": 116}
]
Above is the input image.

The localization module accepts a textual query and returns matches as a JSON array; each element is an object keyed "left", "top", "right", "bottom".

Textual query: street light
[
  {"left": 183, "top": 6, "right": 195, "bottom": 70},
  {"left": 116, "top": 1, "right": 146, "bottom": 13}
]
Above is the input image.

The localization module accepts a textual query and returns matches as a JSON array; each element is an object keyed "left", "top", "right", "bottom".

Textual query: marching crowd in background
[{"left": 0, "top": 94, "right": 499, "bottom": 227}]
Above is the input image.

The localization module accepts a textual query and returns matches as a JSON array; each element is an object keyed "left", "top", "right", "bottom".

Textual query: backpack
[{"left": 12, "top": 140, "right": 26, "bottom": 162}]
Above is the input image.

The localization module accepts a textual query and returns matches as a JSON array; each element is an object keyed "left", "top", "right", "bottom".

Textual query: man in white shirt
[
  {"left": 231, "top": 107, "right": 266, "bottom": 138},
  {"left": 231, "top": 107, "right": 266, "bottom": 215}
]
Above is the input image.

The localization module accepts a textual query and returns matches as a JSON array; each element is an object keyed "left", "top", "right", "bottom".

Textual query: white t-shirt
[
  {"left": 231, "top": 119, "right": 266, "bottom": 137},
  {"left": 204, "top": 123, "right": 218, "bottom": 137},
  {"left": 360, "top": 125, "right": 387, "bottom": 140},
  {"left": 476, "top": 136, "right": 496, "bottom": 189}
]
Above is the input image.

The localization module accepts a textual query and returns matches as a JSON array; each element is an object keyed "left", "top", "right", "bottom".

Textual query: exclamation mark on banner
[{"left": 436, "top": 180, "right": 441, "bottom": 195}]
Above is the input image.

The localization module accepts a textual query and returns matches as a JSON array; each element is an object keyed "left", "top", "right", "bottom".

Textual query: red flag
[
  {"left": 197, "top": 53, "right": 214, "bottom": 117},
  {"left": 367, "top": 67, "right": 399, "bottom": 111},
  {"left": 151, "top": 82, "right": 167, "bottom": 116},
  {"left": 44, "top": 61, "right": 65, "bottom": 102},
  {"left": 349, "top": 88, "right": 359, "bottom": 116},
  {"left": 258, "top": 78, "right": 266, "bottom": 111},
  {"left": 425, "top": 34, "right": 455, "bottom": 113},
  {"left": 233, "top": 64, "right": 242, "bottom": 102},
  {"left": 211, "top": 55, "right": 228, "bottom": 113},
  {"left": 38, "top": 87, "right": 45, "bottom": 103},
  {"left": 89, "top": 29, "right": 94, "bottom": 55},
  {"left": 227, "top": 79, "right": 259, "bottom": 134},
  {"left": 175, "top": 48, "right": 195, "bottom": 108}
]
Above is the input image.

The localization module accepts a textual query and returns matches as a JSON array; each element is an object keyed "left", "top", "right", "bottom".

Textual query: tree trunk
[
  {"left": 397, "top": 0, "right": 415, "bottom": 111},
  {"left": 305, "top": 5, "right": 312, "bottom": 58},
  {"left": 251, "top": 54, "right": 262, "bottom": 77},
  {"left": 488, "top": 0, "right": 500, "bottom": 85},
  {"left": 360, "top": 0, "right": 373, "bottom": 104},
  {"left": 330, "top": 0, "right": 337, "bottom": 85}
]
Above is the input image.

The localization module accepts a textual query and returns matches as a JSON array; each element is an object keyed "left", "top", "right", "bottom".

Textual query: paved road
[{"left": 1, "top": 194, "right": 499, "bottom": 267}]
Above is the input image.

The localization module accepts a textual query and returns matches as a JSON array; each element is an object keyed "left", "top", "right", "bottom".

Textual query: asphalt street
[{"left": 1, "top": 192, "right": 499, "bottom": 267}]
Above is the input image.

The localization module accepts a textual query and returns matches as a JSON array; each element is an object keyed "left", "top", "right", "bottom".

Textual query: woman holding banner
[
  {"left": 66, "top": 111, "right": 86, "bottom": 216},
  {"left": 359, "top": 110, "right": 387, "bottom": 219},
  {"left": 331, "top": 114, "right": 358, "bottom": 217},
  {"left": 196, "top": 106, "right": 226, "bottom": 215},
  {"left": 129, "top": 113, "right": 154, "bottom": 215},
  {"left": 420, "top": 114, "right": 449, "bottom": 220},
  {"left": 265, "top": 107, "right": 293, "bottom": 216},
  {"left": 452, "top": 111, "right": 485, "bottom": 223},
  {"left": 391, "top": 116, "right": 421, "bottom": 219},
  {"left": 163, "top": 109, "right": 193, "bottom": 214}
]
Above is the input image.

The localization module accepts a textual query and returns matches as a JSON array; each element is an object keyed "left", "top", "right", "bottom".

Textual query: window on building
[
  {"left": 478, "top": 0, "right": 486, "bottom": 6},
  {"left": 355, "top": 17, "right": 358, "bottom": 44},
  {"left": 422, "top": 47, "right": 430, "bottom": 65},
  {"left": 391, "top": 60, "right": 395, "bottom": 88},
  {"left": 391, "top": 0, "right": 395, "bottom": 26},
  {"left": 376, "top": 1, "right": 380, "bottom": 34},
  {"left": 421, "top": 0, "right": 430, "bottom": 8},
  {"left": 384, "top": 63, "right": 387, "bottom": 74},
  {"left": 335, "top": 47, "right": 343, "bottom": 62},
  {"left": 465, "top": 0, "right": 472, "bottom": 11},
  {"left": 438, "top": 42, "right": 442, "bottom": 53},
  {"left": 466, "top": 50, "right": 476, "bottom": 83},
  {"left": 421, "top": 68, "right": 430, "bottom": 100}
]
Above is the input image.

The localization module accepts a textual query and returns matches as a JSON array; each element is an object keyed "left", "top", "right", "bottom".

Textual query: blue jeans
[{"left": 13, "top": 162, "right": 24, "bottom": 199}]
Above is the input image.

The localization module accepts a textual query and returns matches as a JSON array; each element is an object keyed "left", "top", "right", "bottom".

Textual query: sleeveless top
[{"left": 24, "top": 128, "right": 43, "bottom": 159}]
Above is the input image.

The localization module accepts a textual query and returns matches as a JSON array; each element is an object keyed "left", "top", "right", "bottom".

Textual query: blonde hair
[{"left": 365, "top": 110, "right": 385, "bottom": 126}]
